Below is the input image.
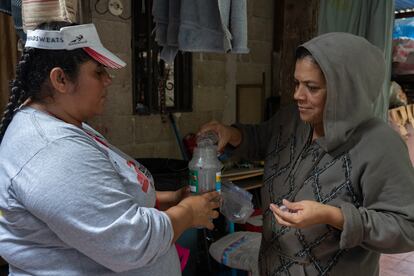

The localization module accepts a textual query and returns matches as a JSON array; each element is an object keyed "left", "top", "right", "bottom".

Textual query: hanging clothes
[
  {"left": 0, "top": 13, "right": 19, "bottom": 111},
  {"left": 0, "top": 1, "right": 11, "bottom": 15},
  {"left": 0, "top": 0, "right": 25, "bottom": 41},
  {"left": 318, "top": 0, "right": 394, "bottom": 121},
  {"left": 152, "top": 0, "right": 249, "bottom": 63},
  {"left": 11, "top": 0, "right": 24, "bottom": 41},
  {"left": 21, "top": 0, "right": 78, "bottom": 32}
]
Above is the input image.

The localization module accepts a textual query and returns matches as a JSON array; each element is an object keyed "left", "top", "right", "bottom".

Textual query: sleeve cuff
[
  {"left": 339, "top": 202, "right": 364, "bottom": 249},
  {"left": 159, "top": 210, "right": 174, "bottom": 245},
  {"left": 228, "top": 124, "right": 248, "bottom": 157}
]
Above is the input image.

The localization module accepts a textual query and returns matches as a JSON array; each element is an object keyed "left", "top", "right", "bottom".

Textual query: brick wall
[{"left": 88, "top": 0, "right": 274, "bottom": 159}]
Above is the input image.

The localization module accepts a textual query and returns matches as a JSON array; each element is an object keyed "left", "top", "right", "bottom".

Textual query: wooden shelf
[
  {"left": 231, "top": 176, "right": 263, "bottom": 191},
  {"left": 222, "top": 168, "right": 264, "bottom": 181},
  {"left": 222, "top": 168, "right": 264, "bottom": 191}
]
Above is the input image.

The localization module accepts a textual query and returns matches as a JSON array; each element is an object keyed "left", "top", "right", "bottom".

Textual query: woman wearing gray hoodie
[{"left": 200, "top": 32, "right": 414, "bottom": 275}]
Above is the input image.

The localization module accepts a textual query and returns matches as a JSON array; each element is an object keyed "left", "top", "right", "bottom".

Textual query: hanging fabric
[
  {"left": 318, "top": 0, "right": 395, "bottom": 121},
  {"left": 152, "top": 0, "right": 249, "bottom": 63},
  {"left": 0, "top": 13, "right": 19, "bottom": 111},
  {"left": 0, "top": 0, "right": 25, "bottom": 41},
  {"left": 22, "top": 0, "right": 78, "bottom": 32},
  {"left": 0, "top": 1, "right": 11, "bottom": 15},
  {"left": 11, "top": 0, "right": 24, "bottom": 41}
]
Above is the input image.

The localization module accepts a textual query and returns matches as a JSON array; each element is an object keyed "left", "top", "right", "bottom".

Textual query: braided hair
[{"left": 0, "top": 21, "right": 93, "bottom": 143}]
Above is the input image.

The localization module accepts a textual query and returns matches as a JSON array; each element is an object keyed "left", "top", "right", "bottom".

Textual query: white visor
[{"left": 25, "top": 24, "right": 126, "bottom": 69}]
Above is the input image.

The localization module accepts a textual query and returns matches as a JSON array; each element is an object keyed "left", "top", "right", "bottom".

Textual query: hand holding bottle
[
  {"left": 198, "top": 121, "right": 242, "bottom": 152},
  {"left": 178, "top": 191, "right": 220, "bottom": 229},
  {"left": 165, "top": 191, "right": 220, "bottom": 243}
]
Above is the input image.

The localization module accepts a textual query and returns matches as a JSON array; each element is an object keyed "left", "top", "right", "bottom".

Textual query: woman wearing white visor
[{"left": 0, "top": 21, "right": 219, "bottom": 275}]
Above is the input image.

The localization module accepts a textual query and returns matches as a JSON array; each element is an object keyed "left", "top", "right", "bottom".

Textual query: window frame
[{"left": 131, "top": 0, "right": 193, "bottom": 115}]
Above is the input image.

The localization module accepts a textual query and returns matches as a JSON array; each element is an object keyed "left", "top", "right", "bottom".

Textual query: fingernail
[
  {"left": 279, "top": 205, "right": 289, "bottom": 212},
  {"left": 282, "top": 199, "right": 291, "bottom": 206}
]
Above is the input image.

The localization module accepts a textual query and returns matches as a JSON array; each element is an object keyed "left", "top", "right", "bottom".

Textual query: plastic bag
[{"left": 220, "top": 181, "right": 254, "bottom": 223}]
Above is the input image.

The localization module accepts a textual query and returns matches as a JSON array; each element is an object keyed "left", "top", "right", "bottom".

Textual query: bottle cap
[{"left": 197, "top": 131, "right": 218, "bottom": 147}]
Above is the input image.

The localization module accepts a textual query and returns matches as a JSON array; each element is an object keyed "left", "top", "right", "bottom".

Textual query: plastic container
[{"left": 188, "top": 131, "right": 223, "bottom": 194}]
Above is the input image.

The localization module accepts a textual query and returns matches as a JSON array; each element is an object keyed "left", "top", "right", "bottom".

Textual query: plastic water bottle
[{"left": 188, "top": 131, "right": 223, "bottom": 194}]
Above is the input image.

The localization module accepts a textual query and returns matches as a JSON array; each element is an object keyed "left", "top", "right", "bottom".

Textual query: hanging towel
[
  {"left": 229, "top": 0, "right": 248, "bottom": 53},
  {"left": 217, "top": 0, "right": 232, "bottom": 52},
  {"left": 178, "top": 0, "right": 226, "bottom": 52},
  {"left": 152, "top": 0, "right": 181, "bottom": 63},
  {"left": 22, "top": 0, "right": 78, "bottom": 32},
  {"left": 153, "top": 0, "right": 172, "bottom": 61},
  {"left": 153, "top": 0, "right": 249, "bottom": 63}
]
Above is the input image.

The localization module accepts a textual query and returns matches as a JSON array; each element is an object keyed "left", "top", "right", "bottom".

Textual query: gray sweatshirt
[
  {"left": 234, "top": 33, "right": 414, "bottom": 275},
  {"left": 0, "top": 107, "right": 181, "bottom": 275}
]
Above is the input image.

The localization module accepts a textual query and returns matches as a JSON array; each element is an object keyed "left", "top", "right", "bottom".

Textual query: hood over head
[{"left": 299, "top": 32, "right": 385, "bottom": 152}]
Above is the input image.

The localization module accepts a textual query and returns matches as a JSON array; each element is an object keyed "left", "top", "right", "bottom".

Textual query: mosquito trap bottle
[{"left": 188, "top": 131, "right": 223, "bottom": 194}]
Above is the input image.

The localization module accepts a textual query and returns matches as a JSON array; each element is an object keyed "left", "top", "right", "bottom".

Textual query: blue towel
[
  {"left": 165, "top": 0, "right": 180, "bottom": 62},
  {"left": 152, "top": 0, "right": 169, "bottom": 43},
  {"left": 178, "top": 0, "right": 225, "bottom": 53},
  {"left": 152, "top": 0, "right": 178, "bottom": 62},
  {"left": 229, "top": 0, "right": 248, "bottom": 53},
  {"left": 217, "top": 0, "right": 232, "bottom": 52},
  {"left": 153, "top": 0, "right": 249, "bottom": 63}
]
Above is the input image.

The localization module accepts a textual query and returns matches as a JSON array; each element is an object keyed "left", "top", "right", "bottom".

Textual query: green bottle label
[{"left": 189, "top": 169, "right": 199, "bottom": 193}]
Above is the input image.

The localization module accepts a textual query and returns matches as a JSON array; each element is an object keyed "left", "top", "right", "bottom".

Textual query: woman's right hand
[
  {"left": 177, "top": 191, "right": 220, "bottom": 229},
  {"left": 198, "top": 121, "right": 242, "bottom": 151}
]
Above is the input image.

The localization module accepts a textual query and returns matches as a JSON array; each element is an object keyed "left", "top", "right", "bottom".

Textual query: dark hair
[
  {"left": 295, "top": 47, "right": 317, "bottom": 63},
  {"left": 0, "top": 21, "right": 92, "bottom": 143}
]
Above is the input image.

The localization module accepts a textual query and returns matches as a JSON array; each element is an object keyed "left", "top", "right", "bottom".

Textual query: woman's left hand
[
  {"left": 270, "top": 199, "right": 344, "bottom": 230},
  {"left": 156, "top": 186, "right": 191, "bottom": 210}
]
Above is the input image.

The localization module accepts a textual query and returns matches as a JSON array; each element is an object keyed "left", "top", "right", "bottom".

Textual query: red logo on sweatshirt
[{"left": 127, "top": 161, "right": 149, "bottom": 193}]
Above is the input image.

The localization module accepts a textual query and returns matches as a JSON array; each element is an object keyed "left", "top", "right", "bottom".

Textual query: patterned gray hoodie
[{"left": 234, "top": 32, "right": 414, "bottom": 275}]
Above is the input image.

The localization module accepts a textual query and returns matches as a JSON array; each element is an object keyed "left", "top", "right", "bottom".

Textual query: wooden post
[{"left": 272, "top": 0, "right": 319, "bottom": 105}]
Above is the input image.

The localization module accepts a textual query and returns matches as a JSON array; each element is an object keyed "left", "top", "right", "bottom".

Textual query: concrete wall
[{"left": 88, "top": 0, "right": 274, "bottom": 159}]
